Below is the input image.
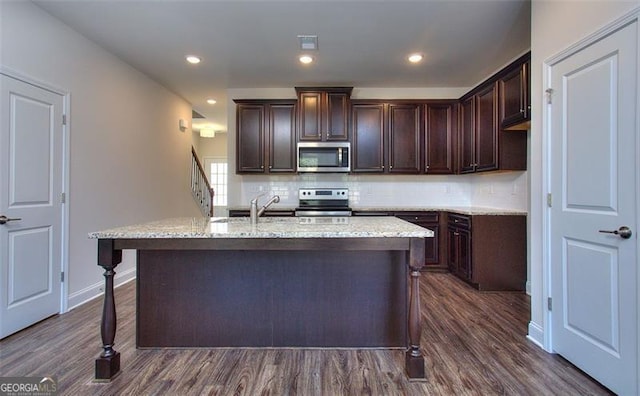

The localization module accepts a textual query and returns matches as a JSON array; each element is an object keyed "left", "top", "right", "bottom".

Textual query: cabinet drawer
[
  {"left": 448, "top": 213, "right": 471, "bottom": 228},
  {"left": 352, "top": 211, "right": 392, "bottom": 216},
  {"left": 394, "top": 212, "right": 439, "bottom": 223}
]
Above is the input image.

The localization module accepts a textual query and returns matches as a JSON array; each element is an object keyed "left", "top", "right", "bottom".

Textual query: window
[{"left": 206, "top": 158, "right": 227, "bottom": 207}]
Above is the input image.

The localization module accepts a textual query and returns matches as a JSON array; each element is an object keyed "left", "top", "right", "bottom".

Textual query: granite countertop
[
  {"left": 89, "top": 216, "right": 434, "bottom": 240},
  {"left": 227, "top": 206, "right": 527, "bottom": 216},
  {"left": 353, "top": 206, "right": 528, "bottom": 215}
]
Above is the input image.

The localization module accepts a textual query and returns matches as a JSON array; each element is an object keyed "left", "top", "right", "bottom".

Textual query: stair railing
[{"left": 191, "top": 147, "right": 214, "bottom": 217}]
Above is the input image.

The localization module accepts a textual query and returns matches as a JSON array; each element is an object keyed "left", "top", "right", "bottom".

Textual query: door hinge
[
  {"left": 61, "top": 192, "right": 66, "bottom": 204},
  {"left": 545, "top": 88, "right": 554, "bottom": 104},
  {"left": 60, "top": 272, "right": 65, "bottom": 282},
  {"left": 547, "top": 297, "right": 552, "bottom": 311},
  {"left": 547, "top": 193, "right": 552, "bottom": 207},
  {"left": 62, "top": 114, "right": 67, "bottom": 125}
]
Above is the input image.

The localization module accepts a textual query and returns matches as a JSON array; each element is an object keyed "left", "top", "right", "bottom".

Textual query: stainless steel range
[{"left": 295, "top": 188, "right": 352, "bottom": 217}]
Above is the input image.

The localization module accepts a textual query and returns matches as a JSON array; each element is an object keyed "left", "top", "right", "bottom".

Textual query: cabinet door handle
[{"left": 453, "top": 232, "right": 460, "bottom": 236}]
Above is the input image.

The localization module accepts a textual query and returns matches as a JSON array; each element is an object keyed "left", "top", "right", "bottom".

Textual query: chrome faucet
[{"left": 250, "top": 194, "right": 280, "bottom": 224}]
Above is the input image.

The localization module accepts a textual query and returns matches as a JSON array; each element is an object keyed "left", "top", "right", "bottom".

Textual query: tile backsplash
[{"left": 231, "top": 171, "right": 528, "bottom": 211}]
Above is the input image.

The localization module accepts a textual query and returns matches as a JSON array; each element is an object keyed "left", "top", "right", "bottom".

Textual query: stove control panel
[
  {"left": 298, "top": 188, "right": 349, "bottom": 200},
  {"left": 298, "top": 216, "right": 350, "bottom": 224}
]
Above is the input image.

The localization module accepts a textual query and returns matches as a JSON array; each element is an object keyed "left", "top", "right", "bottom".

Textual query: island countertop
[
  {"left": 91, "top": 215, "right": 430, "bottom": 381},
  {"left": 89, "top": 216, "right": 434, "bottom": 240}
]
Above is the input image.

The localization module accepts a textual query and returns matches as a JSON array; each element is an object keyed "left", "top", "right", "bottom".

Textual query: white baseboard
[
  {"left": 526, "top": 280, "right": 531, "bottom": 296},
  {"left": 67, "top": 267, "right": 136, "bottom": 311},
  {"left": 527, "top": 321, "right": 545, "bottom": 350}
]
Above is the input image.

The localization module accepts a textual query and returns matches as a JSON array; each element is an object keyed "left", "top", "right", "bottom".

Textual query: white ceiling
[{"left": 33, "top": 0, "right": 531, "bottom": 132}]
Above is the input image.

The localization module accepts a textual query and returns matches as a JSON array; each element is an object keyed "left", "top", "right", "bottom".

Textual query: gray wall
[{"left": 0, "top": 1, "right": 201, "bottom": 309}]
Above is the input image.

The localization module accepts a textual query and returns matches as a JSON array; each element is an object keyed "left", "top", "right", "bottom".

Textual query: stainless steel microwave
[{"left": 297, "top": 142, "right": 351, "bottom": 173}]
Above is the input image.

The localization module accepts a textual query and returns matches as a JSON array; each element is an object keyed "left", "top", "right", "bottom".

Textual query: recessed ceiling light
[
  {"left": 186, "top": 55, "right": 201, "bottom": 64},
  {"left": 408, "top": 53, "right": 424, "bottom": 63},
  {"left": 299, "top": 55, "right": 313, "bottom": 64},
  {"left": 206, "top": 99, "right": 217, "bottom": 105}
]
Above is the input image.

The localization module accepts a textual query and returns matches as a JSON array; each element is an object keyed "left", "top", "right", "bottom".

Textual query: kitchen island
[{"left": 89, "top": 216, "right": 432, "bottom": 381}]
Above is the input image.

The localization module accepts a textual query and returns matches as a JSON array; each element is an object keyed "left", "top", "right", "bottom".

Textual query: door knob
[
  {"left": 599, "top": 226, "right": 633, "bottom": 239},
  {"left": 0, "top": 215, "right": 22, "bottom": 225}
]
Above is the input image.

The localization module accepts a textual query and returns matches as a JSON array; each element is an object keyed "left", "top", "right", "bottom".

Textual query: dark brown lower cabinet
[
  {"left": 353, "top": 211, "right": 445, "bottom": 271},
  {"left": 448, "top": 216, "right": 472, "bottom": 280},
  {"left": 447, "top": 213, "right": 526, "bottom": 291},
  {"left": 394, "top": 212, "right": 447, "bottom": 272},
  {"left": 228, "top": 209, "right": 525, "bottom": 289}
]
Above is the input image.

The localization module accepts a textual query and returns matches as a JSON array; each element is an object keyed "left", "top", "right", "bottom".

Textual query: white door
[
  {"left": 0, "top": 74, "right": 64, "bottom": 339},
  {"left": 548, "top": 20, "right": 638, "bottom": 394}
]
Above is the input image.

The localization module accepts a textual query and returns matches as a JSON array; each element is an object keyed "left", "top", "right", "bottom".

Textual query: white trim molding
[{"left": 67, "top": 268, "right": 136, "bottom": 311}]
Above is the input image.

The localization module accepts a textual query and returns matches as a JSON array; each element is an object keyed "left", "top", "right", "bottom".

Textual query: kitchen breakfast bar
[{"left": 89, "top": 216, "right": 432, "bottom": 380}]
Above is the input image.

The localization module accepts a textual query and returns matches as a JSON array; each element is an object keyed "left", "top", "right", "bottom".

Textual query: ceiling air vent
[{"left": 297, "top": 35, "right": 318, "bottom": 51}]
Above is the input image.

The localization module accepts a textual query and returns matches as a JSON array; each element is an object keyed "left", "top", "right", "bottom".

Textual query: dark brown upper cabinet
[
  {"left": 351, "top": 101, "right": 422, "bottom": 173},
  {"left": 459, "top": 96, "right": 475, "bottom": 173},
  {"left": 351, "top": 102, "right": 385, "bottom": 172},
  {"left": 296, "top": 87, "right": 352, "bottom": 142},
  {"left": 458, "top": 52, "right": 529, "bottom": 173},
  {"left": 500, "top": 54, "right": 531, "bottom": 130},
  {"left": 475, "top": 82, "right": 499, "bottom": 172},
  {"left": 235, "top": 99, "right": 297, "bottom": 174},
  {"left": 236, "top": 102, "right": 265, "bottom": 173},
  {"left": 459, "top": 84, "right": 498, "bottom": 174},
  {"left": 425, "top": 102, "right": 458, "bottom": 174},
  {"left": 352, "top": 100, "right": 457, "bottom": 174},
  {"left": 388, "top": 102, "right": 422, "bottom": 173}
]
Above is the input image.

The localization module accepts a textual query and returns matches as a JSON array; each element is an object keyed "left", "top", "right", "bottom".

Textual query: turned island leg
[
  {"left": 95, "top": 239, "right": 122, "bottom": 381},
  {"left": 406, "top": 237, "right": 426, "bottom": 379}
]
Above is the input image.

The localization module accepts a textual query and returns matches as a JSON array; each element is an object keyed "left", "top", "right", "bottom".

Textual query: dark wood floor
[{"left": 0, "top": 273, "right": 612, "bottom": 395}]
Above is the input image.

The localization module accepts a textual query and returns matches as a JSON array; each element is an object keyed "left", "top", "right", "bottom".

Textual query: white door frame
[
  {"left": 1, "top": 66, "right": 71, "bottom": 314},
  {"left": 542, "top": 6, "right": 640, "bottom": 385}
]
